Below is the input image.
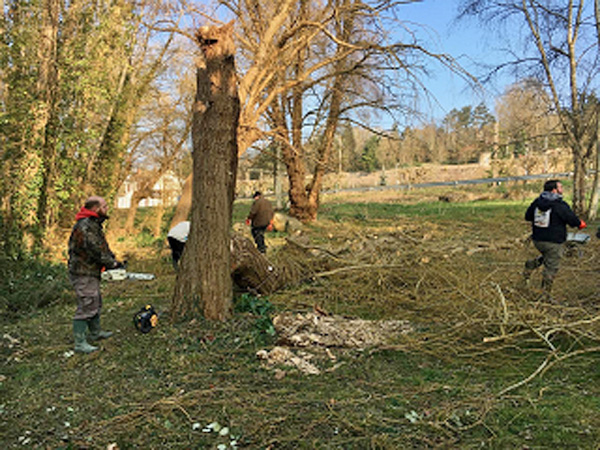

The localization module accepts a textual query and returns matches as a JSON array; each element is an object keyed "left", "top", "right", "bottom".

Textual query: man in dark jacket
[
  {"left": 524, "top": 180, "right": 586, "bottom": 298},
  {"left": 68, "top": 196, "right": 122, "bottom": 353},
  {"left": 246, "top": 191, "right": 274, "bottom": 254}
]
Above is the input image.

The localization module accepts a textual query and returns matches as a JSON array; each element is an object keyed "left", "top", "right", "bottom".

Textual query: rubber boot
[
  {"left": 522, "top": 256, "right": 543, "bottom": 287},
  {"left": 73, "top": 320, "right": 98, "bottom": 353},
  {"left": 541, "top": 277, "right": 557, "bottom": 304},
  {"left": 524, "top": 255, "right": 544, "bottom": 271},
  {"left": 88, "top": 314, "right": 113, "bottom": 341}
]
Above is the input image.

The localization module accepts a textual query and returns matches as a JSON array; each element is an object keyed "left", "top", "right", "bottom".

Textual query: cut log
[{"left": 231, "top": 234, "right": 284, "bottom": 295}]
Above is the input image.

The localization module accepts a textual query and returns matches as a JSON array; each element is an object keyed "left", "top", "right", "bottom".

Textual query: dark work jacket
[
  {"left": 525, "top": 192, "right": 582, "bottom": 244},
  {"left": 68, "top": 209, "right": 116, "bottom": 278}
]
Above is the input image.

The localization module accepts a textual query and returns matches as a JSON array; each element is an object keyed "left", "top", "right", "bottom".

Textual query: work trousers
[
  {"left": 525, "top": 240, "right": 563, "bottom": 289},
  {"left": 70, "top": 275, "right": 102, "bottom": 320}
]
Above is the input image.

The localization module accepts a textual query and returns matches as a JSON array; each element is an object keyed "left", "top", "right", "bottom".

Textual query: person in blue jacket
[{"left": 523, "top": 180, "right": 586, "bottom": 299}]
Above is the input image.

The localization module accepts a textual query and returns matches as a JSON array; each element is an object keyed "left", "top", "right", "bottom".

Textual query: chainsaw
[{"left": 101, "top": 268, "right": 155, "bottom": 281}]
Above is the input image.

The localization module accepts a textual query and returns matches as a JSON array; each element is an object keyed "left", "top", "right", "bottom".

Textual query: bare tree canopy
[
  {"left": 167, "top": 0, "right": 469, "bottom": 222},
  {"left": 459, "top": 0, "right": 600, "bottom": 218}
]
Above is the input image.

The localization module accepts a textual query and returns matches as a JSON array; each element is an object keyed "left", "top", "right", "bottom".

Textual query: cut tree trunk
[
  {"left": 171, "top": 22, "right": 240, "bottom": 321},
  {"left": 231, "top": 234, "right": 285, "bottom": 295}
]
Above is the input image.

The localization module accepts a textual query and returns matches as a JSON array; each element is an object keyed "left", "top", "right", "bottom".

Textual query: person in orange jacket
[
  {"left": 524, "top": 180, "right": 586, "bottom": 299},
  {"left": 246, "top": 191, "right": 274, "bottom": 254}
]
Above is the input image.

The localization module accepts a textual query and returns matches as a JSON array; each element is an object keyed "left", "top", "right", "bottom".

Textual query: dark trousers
[
  {"left": 168, "top": 237, "right": 186, "bottom": 266},
  {"left": 524, "top": 240, "right": 563, "bottom": 291},
  {"left": 251, "top": 225, "right": 267, "bottom": 253}
]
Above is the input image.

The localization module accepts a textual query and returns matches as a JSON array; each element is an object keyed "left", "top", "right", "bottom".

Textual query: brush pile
[{"left": 261, "top": 216, "right": 600, "bottom": 392}]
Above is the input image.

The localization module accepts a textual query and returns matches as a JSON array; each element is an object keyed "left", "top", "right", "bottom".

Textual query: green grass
[
  {"left": 1, "top": 187, "right": 599, "bottom": 448},
  {"left": 319, "top": 200, "right": 528, "bottom": 224}
]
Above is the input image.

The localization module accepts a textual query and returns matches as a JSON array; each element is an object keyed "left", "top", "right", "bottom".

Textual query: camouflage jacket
[{"left": 68, "top": 212, "right": 116, "bottom": 278}]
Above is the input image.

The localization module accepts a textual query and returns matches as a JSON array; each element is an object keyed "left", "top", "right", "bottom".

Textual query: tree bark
[
  {"left": 35, "top": 0, "right": 60, "bottom": 236},
  {"left": 124, "top": 191, "right": 144, "bottom": 232},
  {"left": 171, "top": 22, "right": 240, "bottom": 321}
]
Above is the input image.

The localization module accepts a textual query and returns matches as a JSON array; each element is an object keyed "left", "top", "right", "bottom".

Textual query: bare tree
[
  {"left": 163, "top": 0, "right": 466, "bottom": 223},
  {"left": 588, "top": 0, "right": 600, "bottom": 219},
  {"left": 224, "top": 0, "right": 467, "bottom": 221},
  {"left": 123, "top": 65, "right": 194, "bottom": 233},
  {"left": 460, "top": 0, "right": 600, "bottom": 217},
  {"left": 171, "top": 22, "right": 240, "bottom": 321}
]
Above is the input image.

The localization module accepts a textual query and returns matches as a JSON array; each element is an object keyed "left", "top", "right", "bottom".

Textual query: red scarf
[{"left": 75, "top": 207, "right": 99, "bottom": 221}]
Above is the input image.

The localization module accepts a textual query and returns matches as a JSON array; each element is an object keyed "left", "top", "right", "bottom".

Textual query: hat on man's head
[{"left": 253, "top": 191, "right": 262, "bottom": 198}]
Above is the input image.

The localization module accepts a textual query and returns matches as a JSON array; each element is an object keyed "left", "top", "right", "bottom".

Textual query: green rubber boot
[
  {"left": 88, "top": 314, "right": 113, "bottom": 341},
  {"left": 73, "top": 320, "right": 98, "bottom": 353}
]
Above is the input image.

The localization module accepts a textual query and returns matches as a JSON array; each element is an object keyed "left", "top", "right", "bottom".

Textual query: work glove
[
  {"left": 245, "top": 218, "right": 251, "bottom": 226},
  {"left": 578, "top": 219, "right": 587, "bottom": 230},
  {"left": 267, "top": 221, "right": 274, "bottom": 232}
]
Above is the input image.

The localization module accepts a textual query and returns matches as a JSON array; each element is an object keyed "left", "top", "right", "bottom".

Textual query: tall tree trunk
[
  {"left": 124, "top": 191, "right": 143, "bottom": 232},
  {"left": 588, "top": 116, "right": 600, "bottom": 220},
  {"left": 305, "top": 73, "right": 345, "bottom": 219},
  {"left": 274, "top": 143, "right": 284, "bottom": 210},
  {"left": 589, "top": 0, "right": 600, "bottom": 221},
  {"left": 35, "top": 0, "right": 60, "bottom": 237},
  {"left": 90, "top": 71, "right": 138, "bottom": 200},
  {"left": 172, "top": 22, "right": 240, "bottom": 321},
  {"left": 284, "top": 0, "right": 313, "bottom": 221},
  {"left": 303, "top": 0, "right": 353, "bottom": 221},
  {"left": 572, "top": 146, "right": 587, "bottom": 216},
  {"left": 153, "top": 200, "right": 165, "bottom": 237}
]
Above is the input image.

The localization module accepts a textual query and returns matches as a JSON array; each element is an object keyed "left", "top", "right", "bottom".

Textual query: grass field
[{"left": 1, "top": 183, "right": 599, "bottom": 449}]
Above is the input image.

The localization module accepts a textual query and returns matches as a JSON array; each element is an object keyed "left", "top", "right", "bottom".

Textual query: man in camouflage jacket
[{"left": 68, "top": 196, "right": 122, "bottom": 353}]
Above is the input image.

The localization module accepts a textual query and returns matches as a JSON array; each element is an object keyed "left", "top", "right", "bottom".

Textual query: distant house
[{"left": 116, "top": 171, "right": 182, "bottom": 209}]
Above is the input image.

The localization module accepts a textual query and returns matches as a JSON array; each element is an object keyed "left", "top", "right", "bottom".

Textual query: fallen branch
[
  {"left": 497, "top": 353, "right": 554, "bottom": 397},
  {"left": 496, "top": 345, "right": 600, "bottom": 397},
  {"left": 312, "top": 264, "right": 404, "bottom": 279},
  {"left": 285, "top": 237, "right": 347, "bottom": 260}
]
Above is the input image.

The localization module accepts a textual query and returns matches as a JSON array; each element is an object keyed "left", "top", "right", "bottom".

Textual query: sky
[{"left": 397, "top": 0, "right": 515, "bottom": 123}]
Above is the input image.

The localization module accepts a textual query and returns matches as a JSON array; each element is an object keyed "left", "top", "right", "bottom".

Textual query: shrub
[{"left": 0, "top": 255, "right": 72, "bottom": 320}]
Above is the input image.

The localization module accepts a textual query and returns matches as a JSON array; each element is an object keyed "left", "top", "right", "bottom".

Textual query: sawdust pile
[
  {"left": 273, "top": 312, "right": 412, "bottom": 348},
  {"left": 257, "top": 312, "right": 413, "bottom": 375},
  {"left": 256, "top": 346, "right": 324, "bottom": 375}
]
